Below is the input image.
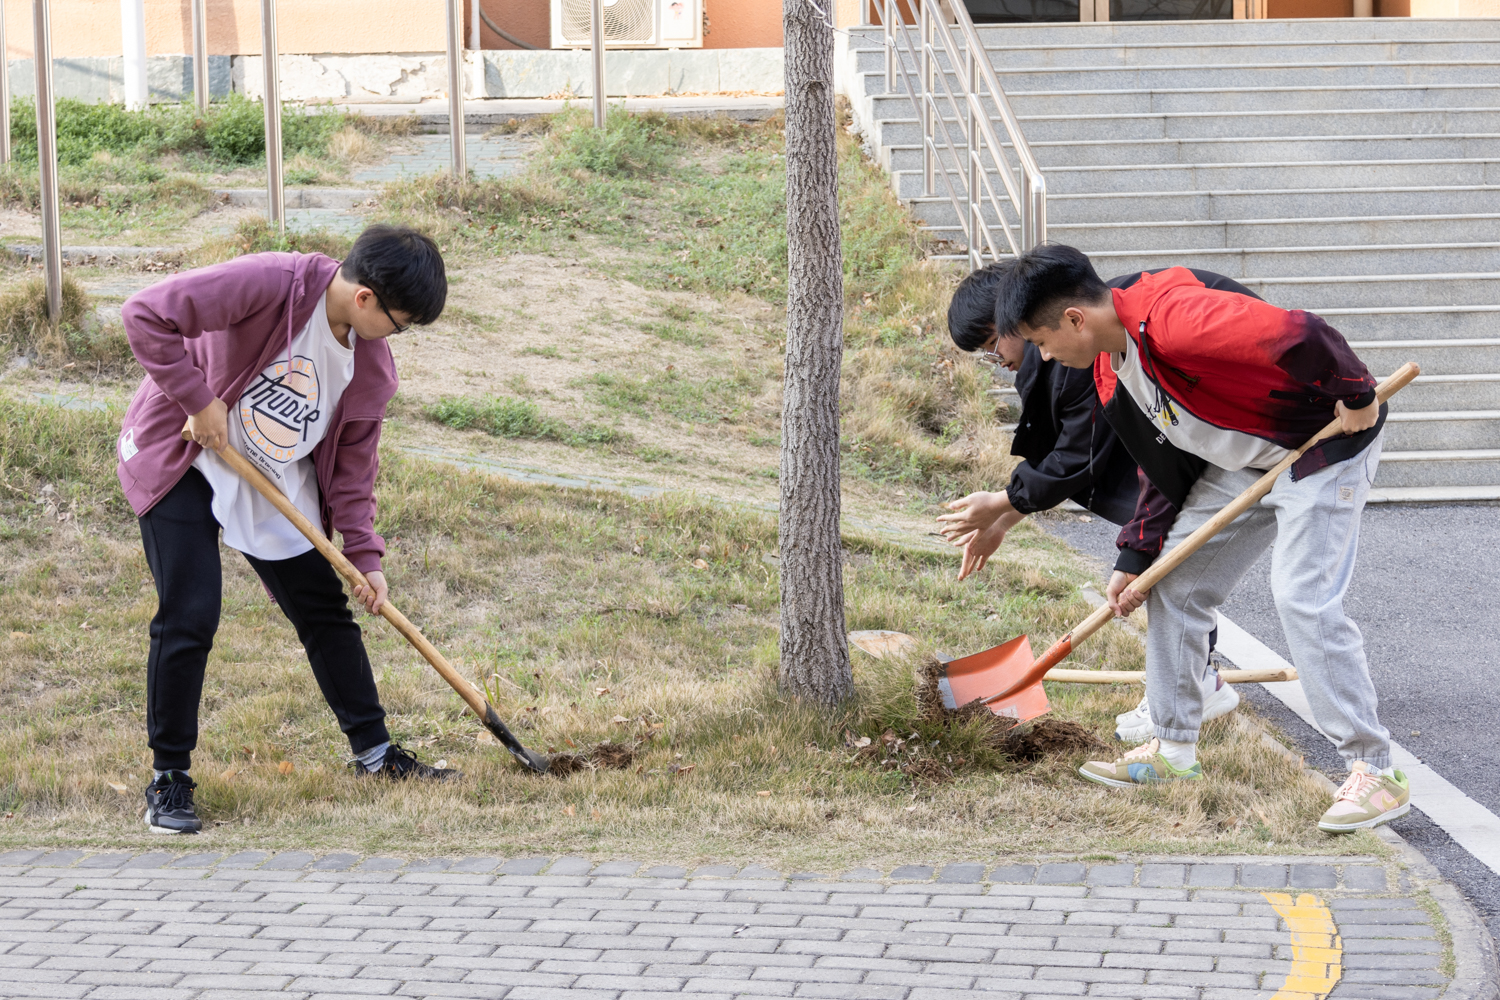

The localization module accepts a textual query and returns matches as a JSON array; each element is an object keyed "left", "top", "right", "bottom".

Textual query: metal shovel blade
[{"left": 937, "top": 635, "right": 1051, "bottom": 722}]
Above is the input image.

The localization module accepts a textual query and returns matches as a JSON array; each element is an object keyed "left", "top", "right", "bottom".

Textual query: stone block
[
  {"left": 1237, "top": 865, "right": 1288, "bottom": 888},
  {"left": 717, "top": 47, "right": 785, "bottom": 92},
  {"left": 1037, "top": 863, "right": 1086, "bottom": 884},
  {"left": 1289, "top": 864, "right": 1338, "bottom": 889},
  {"left": 1186, "top": 864, "right": 1235, "bottom": 887},
  {"left": 1343, "top": 866, "right": 1389, "bottom": 891}
]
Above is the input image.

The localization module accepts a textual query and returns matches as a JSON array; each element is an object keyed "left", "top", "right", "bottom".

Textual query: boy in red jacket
[
  {"left": 995, "top": 244, "right": 1408, "bottom": 834},
  {"left": 119, "top": 225, "right": 457, "bottom": 834}
]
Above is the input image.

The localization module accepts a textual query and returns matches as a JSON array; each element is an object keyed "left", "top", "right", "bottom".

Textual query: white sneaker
[{"left": 1114, "top": 676, "right": 1240, "bottom": 743}]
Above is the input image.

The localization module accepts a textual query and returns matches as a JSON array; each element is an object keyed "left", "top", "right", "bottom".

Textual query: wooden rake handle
[
  {"left": 183, "top": 428, "right": 548, "bottom": 772},
  {"left": 988, "top": 361, "right": 1421, "bottom": 703}
]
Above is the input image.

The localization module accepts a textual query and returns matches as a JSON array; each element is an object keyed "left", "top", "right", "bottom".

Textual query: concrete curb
[{"left": 1376, "top": 825, "right": 1500, "bottom": 1000}]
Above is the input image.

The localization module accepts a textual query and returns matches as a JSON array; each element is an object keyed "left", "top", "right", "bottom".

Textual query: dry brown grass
[{"left": 0, "top": 409, "right": 1376, "bottom": 864}]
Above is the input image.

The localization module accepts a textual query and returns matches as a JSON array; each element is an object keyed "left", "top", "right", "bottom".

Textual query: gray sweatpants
[{"left": 1145, "top": 432, "right": 1391, "bottom": 769}]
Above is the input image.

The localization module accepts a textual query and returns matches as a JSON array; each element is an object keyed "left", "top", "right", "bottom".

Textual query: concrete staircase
[{"left": 841, "top": 17, "right": 1500, "bottom": 499}]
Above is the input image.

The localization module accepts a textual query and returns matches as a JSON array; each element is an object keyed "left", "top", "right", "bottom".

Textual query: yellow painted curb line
[{"left": 1263, "top": 892, "right": 1343, "bottom": 1000}]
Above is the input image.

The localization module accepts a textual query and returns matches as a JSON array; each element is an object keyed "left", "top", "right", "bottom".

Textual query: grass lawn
[{"left": 0, "top": 101, "right": 1378, "bottom": 866}]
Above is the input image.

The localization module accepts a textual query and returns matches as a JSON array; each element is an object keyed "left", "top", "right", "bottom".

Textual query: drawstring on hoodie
[{"left": 1136, "top": 320, "right": 1179, "bottom": 426}]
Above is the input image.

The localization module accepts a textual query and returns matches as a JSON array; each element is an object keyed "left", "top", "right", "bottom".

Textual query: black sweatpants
[{"left": 139, "top": 467, "right": 390, "bottom": 772}]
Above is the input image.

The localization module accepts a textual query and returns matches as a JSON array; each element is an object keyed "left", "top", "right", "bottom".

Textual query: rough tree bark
[{"left": 778, "top": 0, "right": 852, "bottom": 707}]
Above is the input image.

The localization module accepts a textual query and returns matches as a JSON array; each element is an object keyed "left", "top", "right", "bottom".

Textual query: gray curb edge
[
  {"left": 1376, "top": 826, "right": 1500, "bottom": 1000},
  {"left": 1253, "top": 721, "right": 1498, "bottom": 998}
]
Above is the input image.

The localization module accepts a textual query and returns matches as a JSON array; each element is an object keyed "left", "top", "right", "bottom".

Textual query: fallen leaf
[
  {"left": 594, "top": 687, "right": 610, "bottom": 696},
  {"left": 612, "top": 715, "right": 630, "bottom": 724},
  {"left": 698, "top": 543, "right": 712, "bottom": 556},
  {"left": 757, "top": 790, "right": 771, "bottom": 797},
  {"left": 434, "top": 760, "right": 448, "bottom": 769},
  {"left": 9, "top": 631, "right": 28, "bottom": 639},
  {"left": 107, "top": 781, "right": 127, "bottom": 795},
  {"left": 905, "top": 804, "right": 917, "bottom": 812},
  {"left": 692, "top": 559, "right": 709, "bottom": 570},
  {"left": 564, "top": 804, "right": 575, "bottom": 816},
  {"left": 476, "top": 731, "right": 495, "bottom": 743},
  {"left": 277, "top": 760, "right": 294, "bottom": 775},
  {"left": 590, "top": 807, "right": 601, "bottom": 820},
  {"left": 220, "top": 767, "right": 239, "bottom": 782},
  {"left": 853, "top": 737, "right": 872, "bottom": 748}
]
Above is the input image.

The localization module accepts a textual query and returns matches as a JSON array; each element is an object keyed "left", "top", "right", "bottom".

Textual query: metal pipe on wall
[
  {"left": 591, "top": 0, "right": 605, "bottom": 128},
  {"left": 447, "top": 0, "right": 467, "bottom": 177},
  {"left": 32, "top": 0, "right": 62, "bottom": 320},
  {"left": 190, "top": 0, "right": 209, "bottom": 111},
  {"left": 0, "top": 3, "right": 11, "bottom": 164},
  {"left": 120, "top": 0, "right": 146, "bottom": 110},
  {"left": 259, "top": 0, "right": 283, "bottom": 232}
]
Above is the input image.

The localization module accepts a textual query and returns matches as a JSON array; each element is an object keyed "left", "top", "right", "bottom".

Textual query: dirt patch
[
  {"left": 546, "top": 739, "right": 640, "bottom": 776},
  {"left": 914, "top": 653, "right": 1111, "bottom": 764}
]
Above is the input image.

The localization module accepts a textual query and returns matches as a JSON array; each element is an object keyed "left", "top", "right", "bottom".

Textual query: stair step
[
  {"left": 1373, "top": 448, "right": 1500, "bottom": 488},
  {"left": 883, "top": 133, "right": 1500, "bottom": 170},
  {"left": 905, "top": 185, "right": 1500, "bottom": 226},
  {"left": 852, "top": 39, "right": 1500, "bottom": 72},
  {"left": 1353, "top": 343, "right": 1500, "bottom": 376},
  {"left": 1015, "top": 215, "right": 1500, "bottom": 252},
  {"left": 851, "top": 18, "right": 1500, "bottom": 46},
  {"left": 1080, "top": 243, "right": 1500, "bottom": 280},
  {"left": 1368, "top": 484, "right": 1500, "bottom": 502},
  {"left": 872, "top": 106, "right": 1500, "bottom": 144},
  {"left": 892, "top": 159, "right": 1500, "bottom": 198},
  {"left": 1384, "top": 409, "right": 1500, "bottom": 450}
]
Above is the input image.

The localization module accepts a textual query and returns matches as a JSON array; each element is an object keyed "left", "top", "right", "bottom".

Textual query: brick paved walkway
[
  {"left": 351, "top": 134, "right": 531, "bottom": 184},
  {"left": 0, "top": 849, "right": 1450, "bottom": 999}
]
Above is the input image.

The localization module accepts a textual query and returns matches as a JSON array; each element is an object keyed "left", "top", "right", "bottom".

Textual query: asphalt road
[{"left": 1031, "top": 502, "right": 1500, "bottom": 938}]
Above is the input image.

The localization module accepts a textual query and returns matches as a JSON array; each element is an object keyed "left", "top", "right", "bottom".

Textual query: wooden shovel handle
[{"left": 988, "top": 362, "right": 1420, "bottom": 702}]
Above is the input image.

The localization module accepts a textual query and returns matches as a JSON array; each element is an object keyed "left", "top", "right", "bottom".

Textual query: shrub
[{"left": 544, "top": 106, "right": 676, "bottom": 177}]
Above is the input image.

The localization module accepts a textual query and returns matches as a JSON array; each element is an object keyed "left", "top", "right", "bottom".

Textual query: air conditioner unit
[{"left": 551, "top": 0, "right": 703, "bottom": 49}]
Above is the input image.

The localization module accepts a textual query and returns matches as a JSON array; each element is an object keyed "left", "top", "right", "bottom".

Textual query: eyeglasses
[{"left": 374, "top": 293, "right": 409, "bottom": 335}]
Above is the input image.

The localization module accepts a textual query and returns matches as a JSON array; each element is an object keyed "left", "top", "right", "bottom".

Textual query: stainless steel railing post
[
  {"left": 0, "top": 4, "right": 11, "bottom": 164},
  {"left": 447, "top": 0, "right": 467, "bottom": 176},
  {"left": 883, "top": 0, "right": 893, "bottom": 95},
  {"left": 920, "top": 0, "right": 932, "bottom": 198},
  {"left": 31, "top": 0, "right": 61, "bottom": 320},
  {"left": 591, "top": 0, "right": 605, "bottom": 128},
  {"left": 190, "top": 0, "right": 209, "bottom": 112},
  {"left": 259, "top": 0, "right": 283, "bottom": 233},
  {"left": 966, "top": 34, "right": 979, "bottom": 269}
]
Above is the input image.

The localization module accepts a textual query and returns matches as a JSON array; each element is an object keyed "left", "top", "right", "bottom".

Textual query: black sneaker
[
  {"left": 350, "top": 743, "right": 462, "bottom": 781},
  {"left": 144, "top": 771, "right": 202, "bottom": 834}
]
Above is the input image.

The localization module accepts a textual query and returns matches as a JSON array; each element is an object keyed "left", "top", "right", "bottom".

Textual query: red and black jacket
[{"left": 1096, "top": 267, "right": 1384, "bottom": 573}]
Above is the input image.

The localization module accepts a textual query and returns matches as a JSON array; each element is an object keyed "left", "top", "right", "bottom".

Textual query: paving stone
[
  {"left": 0, "top": 850, "right": 46, "bottom": 865},
  {"left": 311, "top": 854, "right": 359, "bottom": 872},
  {"left": 76, "top": 853, "right": 135, "bottom": 869},
  {"left": 218, "top": 852, "right": 271, "bottom": 869},
  {"left": 1186, "top": 864, "right": 1235, "bottom": 887},
  {"left": 546, "top": 858, "right": 594, "bottom": 876},
  {"left": 643, "top": 866, "right": 688, "bottom": 879},
  {"left": 355, "top": 858, "right": 407, "bottom": 872},
  {"left": 122, "top": 853, "right": 175, "bottom": 869},
  {"left": 168, "top": 853, "right": 222, "bottom": 869},
  {"left": 449, "top": 858, "right": 501, "bottom": 874},
  {"left": 987, "top": 864, "right": 1036, "bottom": 884},
  {"left": 1289, "top": 864, "right": 1338, "bottom": 889},
  {"left": 1237, "top": 865, "right": 1288, "bottom": 889},
  {"left": 737, "top": 866, "right": 783, "bottom": 880},
  {"left": 889, "top": 865, "right": 933, "bottom": 881},
  {"left": 403, "top": 859, "right": 453, "bottom": 873},
  {"left": 591, "top": 861, "right": 642, "bottom": 877},
  {"left": 1344, "top": 866, "right": 1390, "bottom": 891},
  {"left": 499, "top": 858, "right": 550, "bottom": 876},
  {"left": 1037, "top": 863, "right": 1086, "bottom": 884},
  {"left": 693, "top": 866, "right": 739, "bottom": 878},
  {"left": 838, "top": 869, "right": 882, "bottom": 882},
  {"left": 934, "top": 864, "right": 984, "bottom": 884},
  {"left": 1086, "top": 864, "right": 1135, "bottom": 887},
  {"left": 35, "top": 851, "right": 86, "bottom": 867}
]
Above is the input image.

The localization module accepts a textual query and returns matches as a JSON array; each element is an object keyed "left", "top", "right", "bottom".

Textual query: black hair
[
  {"left": 994, "top": 243, "right": 1109, "bottom": 337},
  {"left": 340, "top": 224, "right": 447, "bottom": 327},
  {"left": 946, "top": 260, "right": 1019, "bottom": 352}
]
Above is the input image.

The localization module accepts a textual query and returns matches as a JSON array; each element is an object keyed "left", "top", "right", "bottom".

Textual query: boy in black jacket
[{"left": 938, "top": 262, "right": 1258, "bottom": 740}]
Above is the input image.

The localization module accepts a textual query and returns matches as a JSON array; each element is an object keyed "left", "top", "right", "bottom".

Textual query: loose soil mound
[
  {"left": 915, "top": 654, "right": 1110, "bottom": 764},
  {"left": 546, "top": 740, "right": 640, "bottom": 776}
]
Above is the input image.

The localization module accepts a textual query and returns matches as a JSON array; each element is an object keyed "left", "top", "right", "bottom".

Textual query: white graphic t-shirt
[{"left": 192, "top": 293, "right": 357, "bottom": 561}]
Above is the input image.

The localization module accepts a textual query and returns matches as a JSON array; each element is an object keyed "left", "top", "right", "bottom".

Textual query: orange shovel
[{"left": 940, "top": 362, "right": 1420, "bottom": 721}]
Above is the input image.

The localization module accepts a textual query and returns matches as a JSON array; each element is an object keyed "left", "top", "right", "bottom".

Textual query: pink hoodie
[{"left": 116, "top": 251, "right": 398, "bottom": 574}]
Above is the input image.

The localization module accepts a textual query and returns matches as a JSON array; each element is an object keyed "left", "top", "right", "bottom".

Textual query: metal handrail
[{"left": 870, "top": 0, "right": 1046, "bottom": 268}]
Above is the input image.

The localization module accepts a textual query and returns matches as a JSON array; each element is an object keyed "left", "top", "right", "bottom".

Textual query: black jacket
[{"left": 1002, "top": 268, "right": 1263, "bottom": 573}]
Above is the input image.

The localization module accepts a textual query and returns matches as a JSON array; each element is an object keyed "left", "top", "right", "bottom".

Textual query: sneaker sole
[
  {"left": 144, "top": 813, "right": 201, "bottom": 835},
  {"left": 1318, "top": 801, "right": 1411, "bottom": 834},
  {"left": 1079, "top": 767, "right": 1138, "bottom": 789},
  {"left": 1114, "top": 683, "right": 1242, "bottom": 743}
]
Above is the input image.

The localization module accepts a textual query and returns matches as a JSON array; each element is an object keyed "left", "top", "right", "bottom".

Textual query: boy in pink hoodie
[{"left": 119, "top": 225, "right": 455, "bottom": 834}]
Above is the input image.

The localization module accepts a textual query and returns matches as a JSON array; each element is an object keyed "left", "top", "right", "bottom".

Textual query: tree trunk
[{"left": 778, "top": 0, "right": 852, "bottom": 707}]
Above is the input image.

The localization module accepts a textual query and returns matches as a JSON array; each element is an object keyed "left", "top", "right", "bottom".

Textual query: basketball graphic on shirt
[{"left": 239, "top": 356, "right": 322, "bottom": 464}]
